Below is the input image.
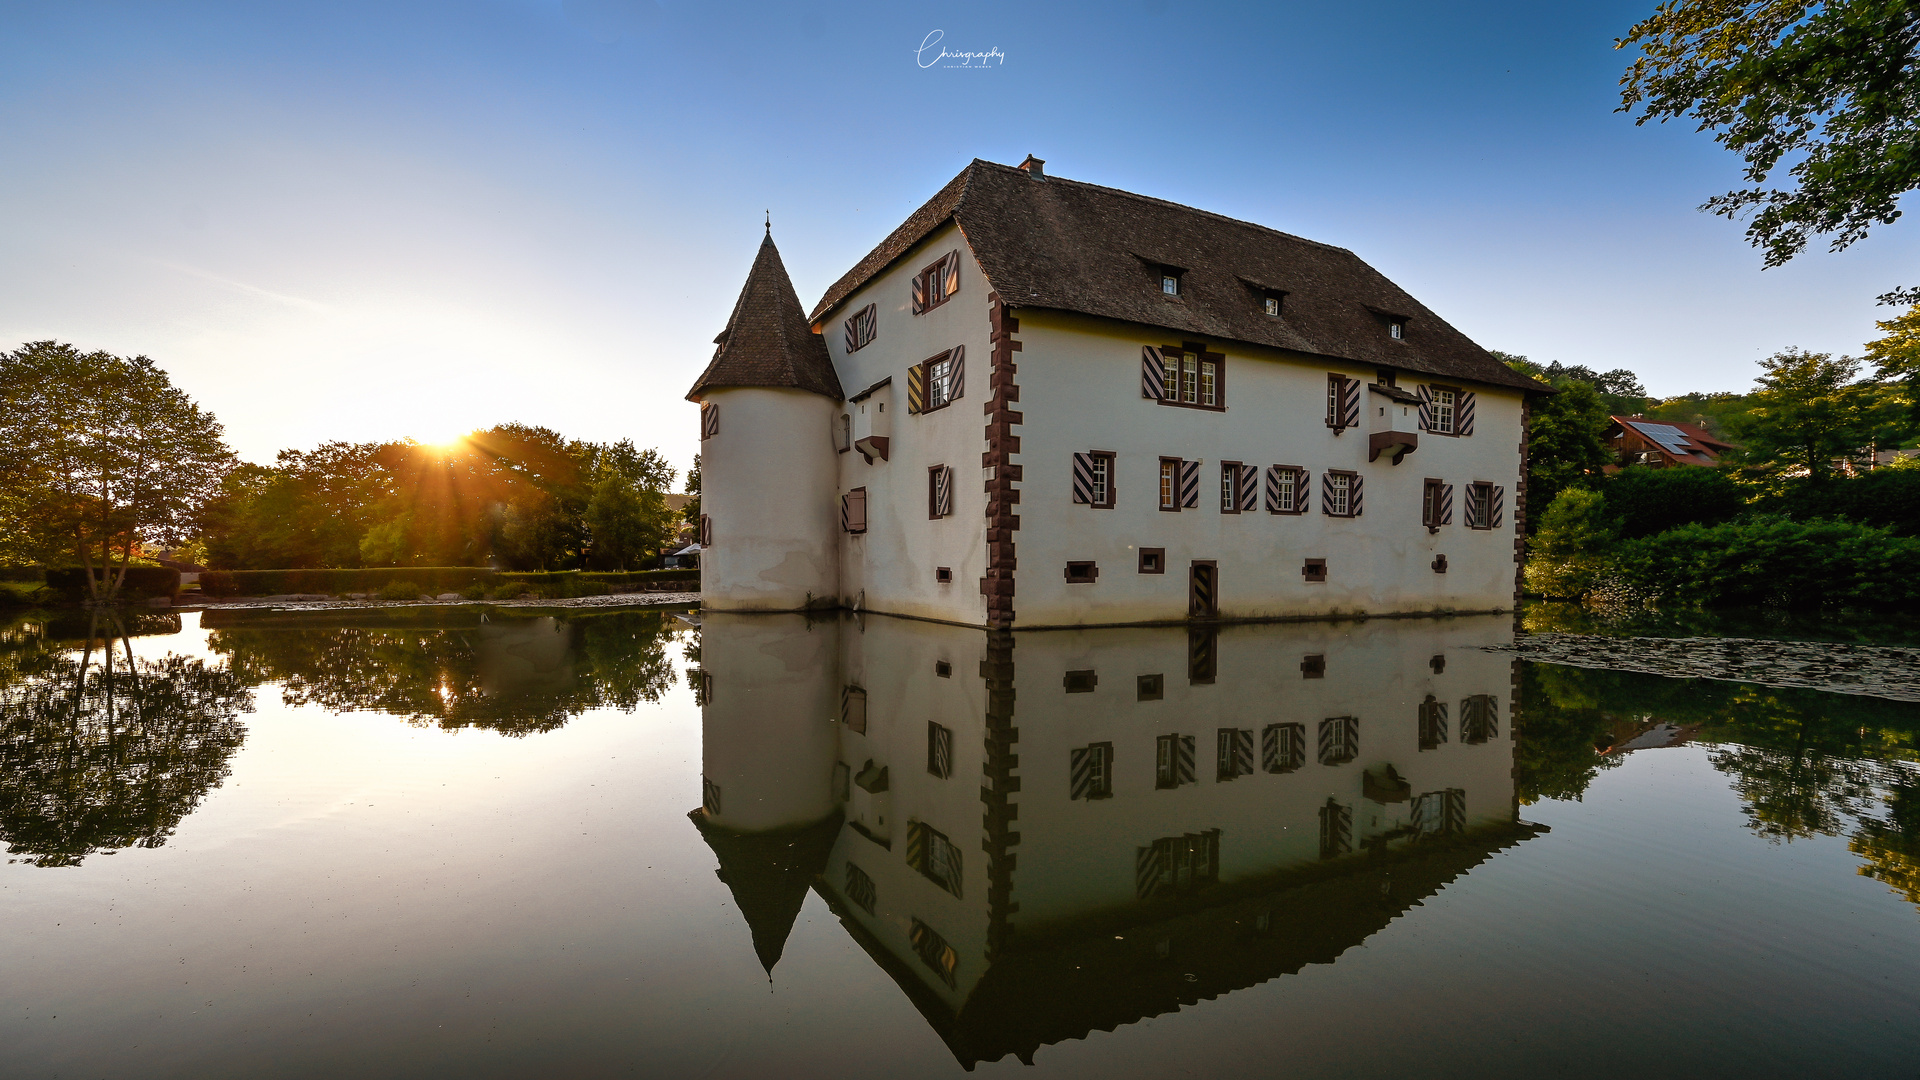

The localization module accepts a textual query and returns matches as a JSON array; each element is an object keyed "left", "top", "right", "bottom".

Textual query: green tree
[
  {"left": 1619, "top": 0, "right": 1920, "bottom": 269},
  {"left": 1728, "top": 348, "right": 1876, "bottom": 483},
  {"left": 586, "top": 475, "right": 669, "bottom": 571},
  {"left": 0, "top": 342, "right": 235, "bottom": 600},
  {"left": 1525, "top": 488, "right": 1617, "bottom": 599},
  {"left": 1498, "top": 353, "right": 1614, "bottom": 520},
  {"left": 1604, "top": 465, "right": 1748, "bottom": 538},
  {"left": 1862, "top": 303, "right": 1920, "bottom": 423},
  {"left": 683, "top": 454, "right": 702, "bottom": 524}
]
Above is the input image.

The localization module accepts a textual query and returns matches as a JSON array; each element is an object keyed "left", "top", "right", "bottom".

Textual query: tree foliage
[
  {"left": 0, "top": 342, "right": 235, "bottom": 599},
  {"left": 200, "top": 426, "right": 680, "bottom": 572},
  {"left": 1727, "top": 347, "right": 1882, "bottom": 482},
  {"left": 1605, "top": 464, "right": 1749, "bottom": 537},
  {"left": 1619, "top": 0, "right": 1920, "bottom": 269},
  {"left": 1498, "top": 352, "right": 1617, "bottom": 520}
]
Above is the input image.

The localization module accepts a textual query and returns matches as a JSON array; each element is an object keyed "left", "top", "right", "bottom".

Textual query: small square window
[
  {"left": 1065, "top": 561, "right": 1098, "bottom": 584},
  {"left": 1139, "top": 547, "right": 1165, "bottom": 574},
  {"left": 1430, "top": 654, "right": 1446, "bottom": 674},
  {"left": 936, "top": 566, "right": 953, "bottom": 584},
  {"left": 1302, "top": 558, "right": 1327, "bottom": 583},
  {"left": 1064, "top": 670, "right": 1098, "bottom": 693},
  {"left": 935, "top": 660, "right": 952, "bottom": 678},
  {"left": 1137, "top": 673, "right": 1164, "bottom": 701},
  {"left": 1301, "top": 654, "right": 1326, "bottom": 679}
]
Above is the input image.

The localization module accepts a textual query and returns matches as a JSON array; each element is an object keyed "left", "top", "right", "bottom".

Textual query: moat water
[{"left": 2, "top": 605, "right": 1916, "bottom": 1078}]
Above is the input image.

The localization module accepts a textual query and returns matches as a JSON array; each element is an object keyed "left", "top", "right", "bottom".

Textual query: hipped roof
[
  {"left": 810, "top": 160, "right": 1545, "bottom": 395},
  {"left": 688, "top": 232, "right": 843, "bottom": 402}
]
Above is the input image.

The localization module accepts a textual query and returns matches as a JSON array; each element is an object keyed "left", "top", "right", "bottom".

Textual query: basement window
[
  {"left": 1302, "top": 558, "right": 1327, "bottom": 583},
  {"left": 1064, "top": 670, "right": 1098, "bottom": 693},
  {"left": 935, "top": 566, "right": 953, "bottom": 584},
  {"left": 1065, "top": 561, "right": 1099, "bottom": 584},
  {"left": 1301, "top": 654, "right": 1326, "bottom": 679}
]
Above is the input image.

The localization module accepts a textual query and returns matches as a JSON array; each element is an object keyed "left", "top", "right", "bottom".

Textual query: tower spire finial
[{"left": 765, "top": 209, "right": 771, "bottom": 234}]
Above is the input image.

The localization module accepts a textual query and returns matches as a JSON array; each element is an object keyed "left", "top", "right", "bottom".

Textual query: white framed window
[
  {"left": 1263, "top": 293, "right": 1282, "bottom": 316},
  {"left": 1090, "top": 454, "right": 1110, "bottom": 507},
  {"left": 927, "top": 356, "right": 953, "bottom": 410},
  {"left": 1162, "top": 273, "right": 1180, "bottom": 295},
  {"left": 1199, "top": 359, "right": 1217, "bottom": 406},
  {"left": 1325, "top": 473, "right": 1352, "bottom": 517},
  {"left": 1220, "top": 464, "right": 1236, "bottom": 512},
  {"left": 1431, "top": 388, "right": 1456, "bottom": 434},
  {"left": 1389, "top": 321, "right": 1404, "bottom": 339},
  {"left": 1159, "top": 458, "right": 1179, "bottom": 511},
  {"left": 1181, "top": 353, "right": 1198, "bottom": 402}
]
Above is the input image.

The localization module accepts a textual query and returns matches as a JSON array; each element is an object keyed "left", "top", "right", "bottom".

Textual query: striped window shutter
[
  {"left": 907, "top": 364, "right": 926, "bottom": 414},
  {"left": 1458, "top": 392, "right": 1476, "bottom": 436},
  {"left": 912, "top": 274, "right": 927, "bottom": 314},
  {"left": 1340, "top": 378, "right": 1361, "bottom": 430},
  {"left": 948, "top": 344, "right": 964, "bottom": 400},
  {"left": 844, "top": 315, "right": 858, "bottom": 354},
  {"left": 699, "top": 514, "right": 713, "bottom": 546},
  {"left": 943, "top": 251, "right": 962, "bottom": 297},
  {"left": 1491, "top": 485, "right": 1505, "bottom": 528},
  {"left": 1135, "top": 845, "right": 1166, "bottom": 899},
  {"left": 1445, "top": 787, "right": 1467, "bottom": 833},
  {"left": 700, "top": 402, "right": 719, "bottom": 441},
  {"left": 1263, "top": 722, "right": 1305, "bottom": 771},
  {"left": 1236, "top": 465, "right": 1258, "bottom": 512},
  {"left": 1071, "top": 453, "right": 1095, "bottom": 504},
  {"left": 1177, "top": 734, "right": 1196, "bottom": 784},
  {"left": 1216, "top": 729, "right": 1236, "bottom": 780},
  {"left": 927, "top": 722, "right": 953, "bottom": 778},
  {"left": 1179, "top": 460, "right": 1200, "bottom": 508},
  {"left": 1141, "top": 346, "right": 1167, "bottom": 400},
  {"left": 1321, "top": 472, "right": 1335, "bottom": 515},
  {"left": 1264, "top": 465, "right": 1283, "bottom": 511},
  {"left": 935, "top": 466, "right": 953, "bottom": 516},
  {"left": 1485, "top": 695, "right": 1500, "bottom": 739},
  {"left": 1233, "top": 728, "right": 1254, "bottom": 776},
  {"left": 1417, "top": 384, "right": 1434, "bottom": 430},
  {"left": 1319, "top": 799, "right": 1352, "bottom": 859},
  {"left": 1440, "top": 483, "right": 1455, "bottom": 525},
  {"left": 1261, "top": 724, "right": 1283, "bottom": 772},
  {"left": 1070, "top": 747, "right": 1092, "bottom": 800},
  {"left": 1345, "top": 716, "right": 1360, "bottom": 758},
  {"left": 860, "top": 305, "right": 877, "bottom": 345},
  {"left": 1349, "top": 473, "right": 1364, "bottom": 516}
]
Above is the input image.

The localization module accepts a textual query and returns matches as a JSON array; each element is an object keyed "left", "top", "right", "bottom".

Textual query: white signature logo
[{"left": 916, "top": 30, "right": 1005, "bottom": 69}]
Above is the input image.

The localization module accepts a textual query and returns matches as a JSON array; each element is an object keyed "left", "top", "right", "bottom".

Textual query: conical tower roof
[
  {"left": 687, "top": 231, "right": 843, "bottom": 402},
  {"left": 690, "top": 809, "right": 843, "bottom": 976}
]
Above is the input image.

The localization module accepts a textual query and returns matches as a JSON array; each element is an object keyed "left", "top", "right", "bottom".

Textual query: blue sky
[{"left": 4, "top": 0, "right": 1915, "bottom": 473}]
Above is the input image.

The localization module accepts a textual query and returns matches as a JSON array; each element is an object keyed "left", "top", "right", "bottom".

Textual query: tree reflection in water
[
  {"left": 1521, "top": 661, "right": 1920, "bottom": 910},
  {"left": 0, "top": 613, "right": 252, "bottom": 867},
  {"left": 206, "top": 608, "right": 682, "bottom": 735}
]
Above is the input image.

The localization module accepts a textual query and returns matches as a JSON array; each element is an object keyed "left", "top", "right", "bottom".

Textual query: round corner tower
[{"left": 686, "top": 231, "right": 844, "bottom": 612}]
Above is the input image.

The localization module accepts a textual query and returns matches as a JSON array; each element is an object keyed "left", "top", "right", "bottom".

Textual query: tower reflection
[{"left": 692, "top": 613, "right": 1541, "bottom": 1067}]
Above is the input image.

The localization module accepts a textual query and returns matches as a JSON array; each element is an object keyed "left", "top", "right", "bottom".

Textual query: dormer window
[
  {"left": 1388, "top": 321, "right": 1404, "bottom": 339},
  {"left": 1160, "top": 267, "right": 1183, "bottom": 295},
  {"left": 1263, "top": 292, "right": 1283, "bottom": 316}
]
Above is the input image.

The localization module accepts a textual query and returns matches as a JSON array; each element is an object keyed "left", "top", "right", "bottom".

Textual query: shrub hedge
[
  {"left": 45, "top": 566, "right": 182, "bottom": 601},
  {"left": 197, "top": 566, "right": 697, "bottom": 598},
  {"left": 0, "top": 566, "right": 46, "bottom": 583},
  {"left": 1778, "top": 469, "right": 1920, "bottom": 537},
  {"left": 1610, "top": 517, "right": 1920, "bottom": 609}
]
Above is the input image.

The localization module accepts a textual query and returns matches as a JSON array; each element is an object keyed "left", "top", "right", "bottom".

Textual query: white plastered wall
[
  {"left": 697, "top": 612, "right": 842, "bottom": 833},
  {"left": 698, "top": 387, "right": 841, "bottom": 611},
  {"left": 821, "top": 222, "right": 993, "bottom": 624},
  {"left": 1009, "top": 310, "right": 1527, "bottom": 626}
]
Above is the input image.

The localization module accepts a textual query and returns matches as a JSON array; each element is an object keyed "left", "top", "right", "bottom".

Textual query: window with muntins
[
  {"left": 1072, "top": 452, "right": 1117, "bottom": 509},
  {"left": 1422, "top": 478, "right": 1452, "bottom": 530},
  {"left": 1219, "top": 463, "right": 1237, "bottom": 513},
  {"left": 1159, "top": 458, "right": 1180, "bottom": 511},
  {"left": 1430, "top": 388, "right": 1456, "bottom": 434},
  {"left": 843, "top": 304, "right": 877, "bottom": 352},
  {"left": 927, "top": 722, "right": 953, "bottom": 778},
  {"left": 1266, "top": 465, "right": 1306, "bottom": 514},
  {"left": 912, "top": 251, "right": 961, "bottom": 314},
  {"left": 909, "top": 822, "right": 963, "bottom": 897},
  {"left": 1324, "top": 472, "right": 1353, "bottom": 517},
  {"left": 925, "top": 355, "right": 953, "bottom": 411},
  {"left": 1070, "top": 742, "right": 1114, "bottom": 800}
]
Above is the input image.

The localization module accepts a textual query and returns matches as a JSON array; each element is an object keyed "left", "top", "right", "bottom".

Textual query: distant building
[
  {"left": 688, "top": 157, "right": 1546, "bottom": 629},
  {"left": 1604, "top": 416, "right": 1733, "bottom": 468}
]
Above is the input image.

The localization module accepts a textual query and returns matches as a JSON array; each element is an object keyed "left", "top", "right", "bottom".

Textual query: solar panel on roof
[{"left": 1628, "top": 421, "right": 1694, "bottom": 455}]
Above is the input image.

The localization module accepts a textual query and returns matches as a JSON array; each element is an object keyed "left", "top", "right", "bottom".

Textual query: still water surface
[{"left": 2, "top": 606, "right": 1916, "bottom": 1078}]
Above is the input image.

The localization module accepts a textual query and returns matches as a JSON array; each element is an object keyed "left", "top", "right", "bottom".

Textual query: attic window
[
  {"left": 1388, "top": 321, "right": 1405, "bottom": 340},
  {"left": 1160, "top": 268, "right": 1183, "bottom": 295},
  {"left": 1263, "top": 292, "right": 1283, "bottom": 317}
]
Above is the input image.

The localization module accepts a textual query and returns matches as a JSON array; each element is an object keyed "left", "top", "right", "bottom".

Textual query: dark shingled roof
[
  {"left": 688, "top": 232, "right": 843, "bottom": 402},
  {"left": 810, "top": 160, "right": 1545, "bottom": 394}
]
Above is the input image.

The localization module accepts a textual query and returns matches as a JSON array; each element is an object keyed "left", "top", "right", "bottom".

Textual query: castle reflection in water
[{"left": 691, "top": 612, "right": 1540, "bottom": 1068}]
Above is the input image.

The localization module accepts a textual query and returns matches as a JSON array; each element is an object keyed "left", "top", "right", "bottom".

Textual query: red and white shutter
[
  {"left": 700, "top": 402, "right": 719, "bottom": 441},
  {"left": 1142, "top": 346, "right": 1166, "bottom": 400},
  {"left": 911, "top": 274, "right": 927, "bottom": 314},
  {"left": 1179, "top": 460, "right": 1200, "bottom": 509},
  {"left": 1070, "top": 453, "right": 1095, "bottom": 504},
  {"left": 1457, "top": 392, "right": 1476, "bottom": 436},
  {"left": 1417, "top": 384, "right": 1434, "bottom": 430},
  {"left": 699, "top": 514, "right": 713, "bottom": 546},
  {"left": 1340, "top": 378, "right": 1361, "bottom": 430},
  {"left": 843, "top": 314, "right": 859, "bottom": 353},
  {"left": 1439, "top": 483, "right": 1455, "bottom": 526},
  {"left": 1265, "top": 465, "right": 1285, "bottom": 512},
  {"left": 1491, "top": 485, "right": 1505, "bottom": 528},
  {"left": 1236, "top": 464, "right": 1257, "bottom": 512},
  {"left": 947, "top": 345, "right": 964, "bottom": 400},
  {"left": 943, "top": 252, "right": 961, "bottom": 298},
  {"left": 1349, "top": 473, "right": 1364, "bottom": 517}
]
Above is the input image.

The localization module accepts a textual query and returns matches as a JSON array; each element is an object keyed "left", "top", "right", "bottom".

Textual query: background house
[{"left": 1604, "top": 416, "right": 1734, "bottom": 468}]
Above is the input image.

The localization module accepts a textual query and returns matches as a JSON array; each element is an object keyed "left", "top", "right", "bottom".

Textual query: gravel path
[{"left": 1489, "top": 633, "right": 1920, "bottom": 703}]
